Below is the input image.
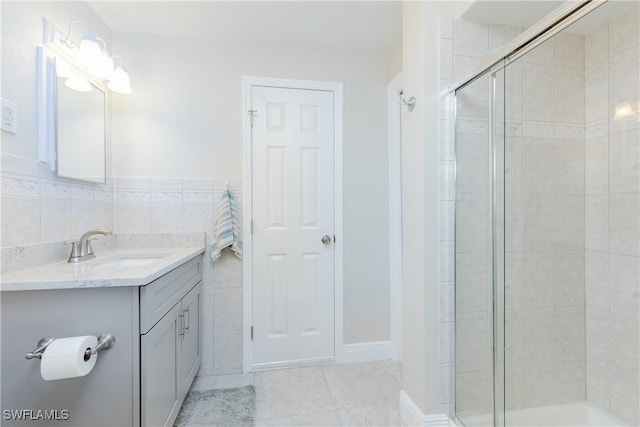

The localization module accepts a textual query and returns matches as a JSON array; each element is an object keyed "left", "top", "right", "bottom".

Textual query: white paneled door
[{"left": 250, "top": 85, "right": 335, "bottom": 369}]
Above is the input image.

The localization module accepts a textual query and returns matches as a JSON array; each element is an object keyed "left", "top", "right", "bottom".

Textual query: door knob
[{"left": 322, "top": 235, "right": 332, "bottom": 245}]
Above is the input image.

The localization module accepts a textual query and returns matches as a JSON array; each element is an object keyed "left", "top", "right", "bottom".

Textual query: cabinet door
[
  {"left": 141, "top": 303, "right": 182, "bottom": 427},
  {"left": 179, "top": 282, "right": 201, "bottom": 400}
]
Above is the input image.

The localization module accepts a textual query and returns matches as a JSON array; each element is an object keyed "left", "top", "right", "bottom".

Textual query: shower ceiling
[
  {"left": 462, "top": 0, "right": 564, "bottom": 27},
  {"left": 463, "top": 0, "right": 635, "bottom": 33}
]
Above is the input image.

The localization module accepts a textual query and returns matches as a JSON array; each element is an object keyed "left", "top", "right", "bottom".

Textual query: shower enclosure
[{"left": 454, "top": 1, "right": 639, "bottom": 426}]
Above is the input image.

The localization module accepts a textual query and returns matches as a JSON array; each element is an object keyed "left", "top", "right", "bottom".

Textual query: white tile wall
[
  {"left": 584, "top": 5, "right": 640, "bottom": 425},
  {"left": 110, "top": 177, "right": 244, "bottom": 377},
  {"left": 0, "top": 157, "right": 243, "bottom": 378},
  {"left": 441, "top": 18, "right": 528, "bottom": 417},
  {"left": 585, "top": 22, "right": 608, "bottom": 67},
  {"left": 438, "top": 23, "right": 457, "bottom": 408},
  {"left": 555, "top": 33, "right": 584, "bottom": 68},
  {"left": 438, "top": 46, "right": 457, "bottom": 411},
  {"left": 441, "top": 10, "right": 636, "bottom": 420},
  {"left": 0, "top": 153, "right": 115, "bottom": 252},
  {"left": 453, "top": 19, "right": 488, "bottom": 58}
]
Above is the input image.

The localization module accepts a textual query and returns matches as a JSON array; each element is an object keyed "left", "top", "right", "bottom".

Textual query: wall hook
[{"left": 399, "top": 96, "right": 416, "bottom": 112}]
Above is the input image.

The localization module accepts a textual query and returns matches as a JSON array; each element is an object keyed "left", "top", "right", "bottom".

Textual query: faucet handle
[
  {"left": 66, "top": 240, "right": 81, "bottom": 262},
  {"left": 85, "top": 237, "right": 100, "bottom": 256}
]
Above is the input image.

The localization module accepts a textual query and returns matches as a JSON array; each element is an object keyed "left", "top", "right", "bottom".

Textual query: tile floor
[{"left": 190, "top": 359, "right": 403, "bottom": 426}]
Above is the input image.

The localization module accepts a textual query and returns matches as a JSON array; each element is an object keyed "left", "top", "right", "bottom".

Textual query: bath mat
[{"left": 174, "top": 385, "right": 256, "bottom": 426}]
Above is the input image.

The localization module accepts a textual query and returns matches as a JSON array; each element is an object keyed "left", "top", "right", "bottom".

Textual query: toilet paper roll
[{"left": 40, "top": 336, "right": 98, "bottom": 381}]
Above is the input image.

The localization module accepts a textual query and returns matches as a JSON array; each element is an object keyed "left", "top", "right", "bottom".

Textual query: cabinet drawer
[{"left": 140, "top": 256, "right": 201, "bottom": 334}]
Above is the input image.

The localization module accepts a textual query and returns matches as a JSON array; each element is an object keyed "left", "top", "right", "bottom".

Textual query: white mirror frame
[
  {"left": 36, "top": 46, "right": 57, "bottom": 170},
  {"left": 37, "top": 18, "right": 108, "bottom": 184}
]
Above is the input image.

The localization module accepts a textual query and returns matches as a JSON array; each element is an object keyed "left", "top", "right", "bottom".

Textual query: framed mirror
[
  {"left": 56, "top": 66, "right": 106, "bottom": 183},
  {"left": 37, "top": 47, "right": 107, "bottom": 184}
]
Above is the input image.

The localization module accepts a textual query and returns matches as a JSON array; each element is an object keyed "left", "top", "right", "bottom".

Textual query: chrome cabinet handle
[
  {"left": 178, "top": 314, "right": 185, "bottom": 336},
  {"left": 322, "top": 235, "right": 332, "bottom": 245},
  {"left": 183, "top": 308, "right": 190, "bottom": 332}
]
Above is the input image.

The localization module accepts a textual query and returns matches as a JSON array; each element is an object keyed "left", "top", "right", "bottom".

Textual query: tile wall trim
[{"left": 0, "top": 153, "right": 114, "bottom": 201}]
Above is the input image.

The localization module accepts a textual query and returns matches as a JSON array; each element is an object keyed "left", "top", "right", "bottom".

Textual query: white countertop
[{"left": 0, "top": 246, "right": 205, "bottom": 292}]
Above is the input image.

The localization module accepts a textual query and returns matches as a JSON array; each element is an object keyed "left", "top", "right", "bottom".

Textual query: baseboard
[
  {"left": 251, "top": 356, "right": 335, "bottom": 371},
  {"left": 399, "top": 390, "right": 451, "bottom": 427},
  {"left": 341, "top": 340, "right": 392, "bottom": 364}
]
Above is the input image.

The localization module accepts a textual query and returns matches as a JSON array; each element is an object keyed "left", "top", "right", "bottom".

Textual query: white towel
[{"left": 211, "top": 187, "right": 243, "bottom": 262}]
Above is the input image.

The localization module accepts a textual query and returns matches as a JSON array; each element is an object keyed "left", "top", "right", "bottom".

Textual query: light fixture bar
[{"left": 41, "top": 18, "right": 131, "bottom": 94}]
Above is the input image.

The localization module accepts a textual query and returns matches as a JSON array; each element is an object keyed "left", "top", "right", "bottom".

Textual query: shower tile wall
[
  {"left": 504, "top": 32, "right": 587, "bottom": 411},
  {"left": 584, "top": 7, "right": 640, "bottom": 426},
  {"left": 438, "top": 15, "right": 456, "bottom": 417},
  {"left": 447, "top": 4, "right": 640, "bottom": 424},
  {"left": 439, "top": 19, "right": 528, "bottom": 416}
]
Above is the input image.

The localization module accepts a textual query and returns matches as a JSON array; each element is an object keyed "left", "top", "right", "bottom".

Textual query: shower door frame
[
  {"left": 451, "top": 0, "right": 607, "bottom": 94},
  {"left": 452, "top": 0, "right": 611, "bottom": 425}
]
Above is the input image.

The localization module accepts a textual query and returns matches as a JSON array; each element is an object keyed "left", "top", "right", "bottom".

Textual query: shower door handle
[{"left": 322, "top": 235, "right": 332, "bottom": 245}]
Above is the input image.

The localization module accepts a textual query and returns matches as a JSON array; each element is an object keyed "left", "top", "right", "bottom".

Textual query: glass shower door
[
  {"left": 455, "top": 3, "right": 640, "bottom": 425},
  {"left": 454, "top": 65, "right": 502, "bottom": 427},
  {"left": 501, "top": 3, "right": 640, "bottom": 425}
]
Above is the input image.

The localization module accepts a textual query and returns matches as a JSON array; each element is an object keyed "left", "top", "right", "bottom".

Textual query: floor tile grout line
[
  {"left": 321, "top": 363, "right": 340, "bottom": 413},
  {"left": 184, "top": 360, "right": 404, "bottom": 426},
  {"left": 254, "top": 365, "right": 339, "bottom": 420},
  {"left": 254, "top": 409, "right": 342, "bottom": 425}
]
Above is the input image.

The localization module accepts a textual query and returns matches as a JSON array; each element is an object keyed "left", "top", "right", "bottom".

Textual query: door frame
[
  {"left": 387, "top": 72, "right": 403, "bottom": 363},
  {"left": 241, "top": 76, "right": 344, "bottom": 372}
]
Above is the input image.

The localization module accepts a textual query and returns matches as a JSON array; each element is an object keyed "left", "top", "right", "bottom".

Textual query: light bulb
[
  {"left": 94, "top": 49, "right": 114, "bottom": 80},
  {"left": 78, "top": 34, "right": 114, "bottom": 80},
  {"left": 78, "top": 34, "right": 101, "bottom": 70},
  {"left": 65, "top": 74, "right": 92, "bottom": 92},
  {"left": 108, "top": 66, "right": 132, "bottom": 94}
]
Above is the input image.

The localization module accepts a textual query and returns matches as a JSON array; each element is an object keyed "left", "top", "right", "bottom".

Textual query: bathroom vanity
[{"left": 0, "top": 246, "right": 204, "bottom": 427}]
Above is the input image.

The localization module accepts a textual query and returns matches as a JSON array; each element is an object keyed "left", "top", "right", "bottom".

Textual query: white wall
[
  {"left": 1, "top": 2, "right": 115, "bottom": 249},
  {"left": 110, "top": 33, "right": 392, "bottom": 345},
  {"left": 1, "top": 2, "right": 112, "bottom": 161},
  {"left": 1, "top": 0, "right": 393, "bottom": 377},
  {"left": 400, "top": 0, "right": 458, "bottom": 418}
]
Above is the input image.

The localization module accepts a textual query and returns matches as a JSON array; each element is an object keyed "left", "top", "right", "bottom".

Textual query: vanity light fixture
[
  {"left": 54, "top": 58, "right": 75, "bottom": 79},
  {"left": 55, "top": 57, "right": 91, "bottom": 92},
  {"left": 43, "top": 18, "right": 131, "bottom": 95},
  {"left": 65, "top": 73, "right": 92, "bottom": 92},
  {"left": 108, "top": 56, "right": 132, "bottom": 95},
  {"left": 78, "top": 35, "right": 114, "bottom": 80},
  {"left": 60, "top": 19, "right": 82, "bottom": 49}
]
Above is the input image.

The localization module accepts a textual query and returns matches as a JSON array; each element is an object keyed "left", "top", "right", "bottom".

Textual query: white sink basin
[{"left": 94, "top": 255, "right": 169, "bottom": 267}]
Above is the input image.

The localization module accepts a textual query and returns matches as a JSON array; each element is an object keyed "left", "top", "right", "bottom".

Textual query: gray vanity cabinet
[
  {"left": 0, "top": 252, "right": 203, "bottom": 427},
  {"left": 140, "top": 258, "right": 202, "bottom": 427},
  {"left": 179, "top": 283, "right": 201, "bottom": 398}
]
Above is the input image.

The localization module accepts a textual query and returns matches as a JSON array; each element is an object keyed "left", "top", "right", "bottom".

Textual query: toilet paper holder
[{"left": 25, "top": 334, "right": 116, "bottom": 360}]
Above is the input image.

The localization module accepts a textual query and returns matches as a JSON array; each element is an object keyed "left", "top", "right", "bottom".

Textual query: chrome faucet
[{"left": 67, "top": 229, "right": 112, "bottom": 263}]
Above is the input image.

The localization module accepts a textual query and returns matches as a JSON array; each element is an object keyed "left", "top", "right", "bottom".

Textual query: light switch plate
[{"left": 1, "top": 98, "right": 18, "bottom": 134}]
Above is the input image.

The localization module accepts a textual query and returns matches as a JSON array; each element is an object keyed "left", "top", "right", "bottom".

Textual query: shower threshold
[{"left": 459, "top": 401, "right": 626, "bottom": 427}]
